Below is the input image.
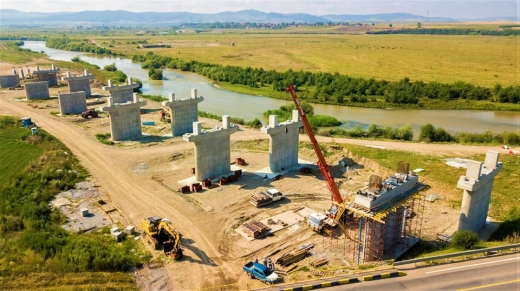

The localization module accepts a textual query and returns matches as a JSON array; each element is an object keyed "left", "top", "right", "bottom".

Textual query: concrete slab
[{"left": 235, "top": 206, "right": 317, "bottom": 241}]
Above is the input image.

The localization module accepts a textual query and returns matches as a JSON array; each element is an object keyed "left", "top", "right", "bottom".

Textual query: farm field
[
  {"left": 90, "top": 28, "right": 518, "bottom": 88},
  {"left": 1, "top": 23, "right": 518, "bottom": 88}
]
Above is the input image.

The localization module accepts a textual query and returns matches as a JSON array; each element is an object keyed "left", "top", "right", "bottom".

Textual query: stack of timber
[
  {"left": 250, "top": 191, "right": 272, "bottom": 207},
  {"left": 242, "top": 220, "right": 270, "bottom": 238},
  {"left": 310, "top": 257, "right": 328, "bottom": 267},
  {"left": 276, "top": 248, "right": 310, "bottom": 267}
]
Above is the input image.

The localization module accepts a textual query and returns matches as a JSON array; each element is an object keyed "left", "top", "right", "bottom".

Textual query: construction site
[{"left": 0, "top": 63, "right": 504, "bottom": 290}]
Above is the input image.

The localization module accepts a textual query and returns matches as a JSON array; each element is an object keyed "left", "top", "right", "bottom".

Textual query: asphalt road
[
  {"left": 255, "top": 253, "right": 520, "bottom": 291},
  {"left": 334, "top": 253, "right": 520, "bottom": 291}
]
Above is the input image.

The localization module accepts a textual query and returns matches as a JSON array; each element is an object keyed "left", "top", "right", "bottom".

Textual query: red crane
[{"left": 286, "top": 85, "right": 344, "bottom": 204}]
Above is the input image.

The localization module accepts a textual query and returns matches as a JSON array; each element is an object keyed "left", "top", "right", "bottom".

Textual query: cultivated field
[{"left": 2, "top": 23, "right": 518, "bottom": 88}]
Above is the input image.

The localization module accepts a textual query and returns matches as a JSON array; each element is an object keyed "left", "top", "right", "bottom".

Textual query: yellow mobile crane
[{"left": 141, "top": 216, "right": 183, "bottom": 260}]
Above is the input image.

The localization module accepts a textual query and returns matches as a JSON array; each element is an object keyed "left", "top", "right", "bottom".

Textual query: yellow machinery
[{"left": 141, "top": 216, "right": 183, "bottom": 260}]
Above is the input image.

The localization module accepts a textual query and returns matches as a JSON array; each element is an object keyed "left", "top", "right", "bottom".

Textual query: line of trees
[
  {"left": 367, "top": 28, "right": 520, "bottom": 36},
  {"left": 419, "top": 123, "right": 520, "bottom": 145},
  {"left": 46, "top": 37, "right": 121, "bottom": 56},
  {"left": 132, "top": 52, "right": 519, "bottom": 105}
]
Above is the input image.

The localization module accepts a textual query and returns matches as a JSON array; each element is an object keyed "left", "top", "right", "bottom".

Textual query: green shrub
[
  {"left": 95, "top": 133, "right": 114, "bottom": 145},
  {"left": 103, "top": 63, "right": 117, "bottom": 72},
  {"left": 451, "top": 230, "right": 479, "bottom": 249}
]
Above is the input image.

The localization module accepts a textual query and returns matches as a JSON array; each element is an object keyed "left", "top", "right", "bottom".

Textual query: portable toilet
[
  {"left": 21, "top": 117, "right": 32, "bottom": 127},
  {"left": 31, "top": 127, "right": 38, "bottom": 135}
]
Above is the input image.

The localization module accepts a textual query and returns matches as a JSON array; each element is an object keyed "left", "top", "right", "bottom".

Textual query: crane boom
[{"left": 286, "top": 85, "right": 344, "bottom": 204}]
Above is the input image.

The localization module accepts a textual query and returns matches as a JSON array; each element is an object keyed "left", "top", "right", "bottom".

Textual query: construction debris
[{"left": 242, "top": 220, "right": 270, "bottom": 238}]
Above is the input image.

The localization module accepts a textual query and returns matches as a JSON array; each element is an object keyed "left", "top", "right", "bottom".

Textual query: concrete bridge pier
[
  {"left": 162, "top": 89, "right": 204, "bottom": 136},
  {"left": 100, "top": 93, "right": 147, "bottom": 141},
  {"left": 457, "top": 150, "right": 502, "bottom": 232},
  {"left": 260, "top": 110, "right": 302, "bottom": 172},
  {"left": 183, "top": 116, "right": 239, "bottom": 181}
]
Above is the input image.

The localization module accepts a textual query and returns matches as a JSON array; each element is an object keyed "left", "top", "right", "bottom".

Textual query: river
[{"left": 22, "top": 41, "right": 519, "bottom": 138}]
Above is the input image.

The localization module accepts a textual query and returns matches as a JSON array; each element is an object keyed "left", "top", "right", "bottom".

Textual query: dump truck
[
  {"left": 243, "top": 262, "right": 279, "bottom": 284},
  {"left": 250, "top": 188, "right": 284, "bottom": 207},
  {"left": 141, "top": 216, "right": 183, "bottom": 260}
]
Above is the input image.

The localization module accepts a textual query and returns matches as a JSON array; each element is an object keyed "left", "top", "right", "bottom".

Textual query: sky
[{"left": 0, "top": 0, "right": 518, "bottom": 19}]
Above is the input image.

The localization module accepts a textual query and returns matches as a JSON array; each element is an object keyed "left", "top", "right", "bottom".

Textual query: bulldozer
[{"left": 141, "top": 216, "right": 183, "bottom": 260}]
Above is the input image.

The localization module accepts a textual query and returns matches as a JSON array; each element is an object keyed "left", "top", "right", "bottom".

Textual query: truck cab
[
  {"left": 266, "top": 188, "right": 284, "bottom": 201},
  {"left": 307, "top": 212, "right": 336, "bottom": 234}
]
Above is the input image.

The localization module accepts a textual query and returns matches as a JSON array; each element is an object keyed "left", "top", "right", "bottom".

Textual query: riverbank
[{"left": 214, "top": 81, "right": 520, "bottom": 111}]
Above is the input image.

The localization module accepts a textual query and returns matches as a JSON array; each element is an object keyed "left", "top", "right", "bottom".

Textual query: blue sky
[{"left": 1, "top": 0, "right": 518, "bottom": 19}]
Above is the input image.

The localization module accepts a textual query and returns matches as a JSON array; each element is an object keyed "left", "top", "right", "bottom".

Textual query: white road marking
[{"left": 424, "top": 256, "right": 520, "bottom": 274}]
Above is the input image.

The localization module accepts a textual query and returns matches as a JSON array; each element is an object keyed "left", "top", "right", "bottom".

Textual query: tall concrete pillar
[
  {"left": 183, "top": 116, "right": 239, "bottom": 181},
  {"left": 19, "top": 67, "right": 24, "bottom": 79},
  {"left": 58, "top": 91, "right": 87, "bottom": 115},
  {"left": 61, "top": 70, "right": 95, "bottom": 97},
  {"left": 260, "top": 110, "right": 302, "bottom": 172},
  {"left": 100, "top": 93, "right": 147, "bottom": 141},
  {"left": 32, "top": 65, "right": 59, "bottom": 86},
  {"left": 457, "top": 151, "right": 502, "bottom": 232},
  {"left": 161, "top": 90, "right": 204, "bottom": 136},
  {"left": 102, "top": 78, "right": 139, "bottom": 103},
  {"left": 25, "top": 81, "right": 50, "bottom": 100}
]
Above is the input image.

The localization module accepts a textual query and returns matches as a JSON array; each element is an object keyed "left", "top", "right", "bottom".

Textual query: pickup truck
[
  {"left": 243, "top": 262, "right": 279, "bottom": 284},
  {"left": 250, "top": 188, "right": 284, "bottom": 207}
]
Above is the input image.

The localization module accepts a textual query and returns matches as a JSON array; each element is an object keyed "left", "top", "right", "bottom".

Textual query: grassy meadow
[
  {"left": 1, "top": 24, "right": 517, "bottom": 88},
  {"left": 87, "top": 30, "right": 519, "bottom": 88}
]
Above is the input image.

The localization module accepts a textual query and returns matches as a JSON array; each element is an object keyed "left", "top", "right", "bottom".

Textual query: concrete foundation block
[
  {"left": 124, "top": 225, "right": 135, "bottom": 235},
  {"left": 25, "top": 81, "right": 50, "bottom": 100}
]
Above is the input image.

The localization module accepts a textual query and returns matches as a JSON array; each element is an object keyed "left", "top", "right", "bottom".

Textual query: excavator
[
  {"left": 286, "top": 85, "right": 350, "bottom": 237},
  {"left": 141, "top": 216, "right": 183, "bottom": 260}
]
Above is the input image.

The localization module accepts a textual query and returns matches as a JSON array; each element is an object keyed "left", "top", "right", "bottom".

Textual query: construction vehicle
[
  {"left": 141, "top": 216, "right": 183, "bottom": 260},
  {"left": 160, "top": 108, "right": 171, "bottom": 123},
  {"left": 250, "top": 188, "right": 284, "bottom": 207},
  {"left": 243, "top": 262, "right": 279, "bottom": 284},
  {"left": 307, "top": 212, "right": 337, "bottom": 235},
  {"left": 81, "top": 109, "right": 98, "bottom": 119},
  {"left": 286, "top": 85, "right": 349, "bottom": 235},
  {"left": 286, "top": 85, "right": 344, "bottom": 205}
]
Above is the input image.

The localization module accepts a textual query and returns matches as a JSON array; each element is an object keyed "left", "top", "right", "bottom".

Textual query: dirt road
[{"left": 0, "top": 80, "right": 507, "bottom": 289}]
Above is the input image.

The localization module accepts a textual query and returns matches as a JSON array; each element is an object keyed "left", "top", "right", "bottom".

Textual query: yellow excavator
[{"left": 141, "top": 216, "right": 183, "bottom": 260}]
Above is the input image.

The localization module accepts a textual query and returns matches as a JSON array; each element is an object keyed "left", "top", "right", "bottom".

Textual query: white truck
[
  {"left": 250, "top": 189, "right": 284, "bottom": 207},
  {"left": 307, "top": 212, "right": 337, "bottom": 234}
]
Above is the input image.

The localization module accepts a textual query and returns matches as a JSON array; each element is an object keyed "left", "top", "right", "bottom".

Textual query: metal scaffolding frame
[{"left": 322, "top": 190, "right": 426, "bottom": 265}]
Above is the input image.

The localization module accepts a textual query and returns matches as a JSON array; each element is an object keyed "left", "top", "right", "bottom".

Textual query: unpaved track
[{"left": 0, "top": 89, "right": 506, "bottom": 289}]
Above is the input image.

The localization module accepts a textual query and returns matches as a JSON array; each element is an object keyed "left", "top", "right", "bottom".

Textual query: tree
[
  {"left": 419, "top": 124, "right": 435, "bottom": 142},
  {"left": 389, "top": 23, "right": 393, "bottom": 28},
  {"left": 451, "top": 230, "right": 479, "bottom": 249},
  {"left": 148, "top": 68, "right": 163, "bottom": 80},
  {"left": 417, "top": 22, "right": 422, "bottom": 29}
]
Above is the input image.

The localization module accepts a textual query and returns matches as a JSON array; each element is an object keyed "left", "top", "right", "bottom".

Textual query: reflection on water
[{"left": 24, "top": 41, "right": 519, "bottom": 137}]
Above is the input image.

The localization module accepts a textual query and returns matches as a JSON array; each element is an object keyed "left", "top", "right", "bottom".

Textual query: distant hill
[{"left": 0, "top": 9, "right": 512, "bottom": 26}]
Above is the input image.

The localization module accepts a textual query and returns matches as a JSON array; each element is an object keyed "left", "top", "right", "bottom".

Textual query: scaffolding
[{"left": 325, "top": 185, "right": 426, "bottom": 265}]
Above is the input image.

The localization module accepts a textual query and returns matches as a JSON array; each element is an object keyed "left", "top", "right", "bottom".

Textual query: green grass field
[
  {"left": 1, "top": 24, "right": 517, "bottom": 88},
  {"left": 91, "top": 30, "right": 518, "bottom": 88}
]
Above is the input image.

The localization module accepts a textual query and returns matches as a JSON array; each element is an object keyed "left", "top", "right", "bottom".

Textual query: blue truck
[{"left": 243, "top": 262, "right": 279, "bottom": 284}]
